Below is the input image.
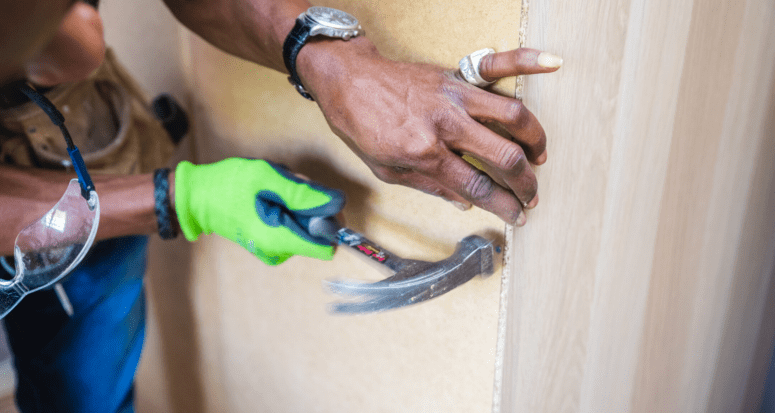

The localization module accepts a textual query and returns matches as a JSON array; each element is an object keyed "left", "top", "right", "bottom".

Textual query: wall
[
  {"left": 176, "top": 0, "right": 523, "bottom": 411},
  {"left": 100, "top": 1, "right": 192, "bottom": 412}
]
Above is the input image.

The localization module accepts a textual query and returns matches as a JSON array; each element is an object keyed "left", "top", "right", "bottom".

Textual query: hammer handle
[
  {"left": 306, "top": 216, "right": 408, "bottom": 271},
  {"left": 306, "top": 216, "right": 341, "bottom": 244}
]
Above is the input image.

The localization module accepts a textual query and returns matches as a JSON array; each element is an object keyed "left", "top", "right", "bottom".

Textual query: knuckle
[
  {"left": 443, "top": 70, "right": 470, "bottom": 92},
  {"left": 496, "top": 143, "right": 527, "bottom": 172},
  {"left": 440, "top": 72, "right": 473, "bottom": 107},
  {"left": 431, "top": 107, "right": 466, "bottom": 138},
  {"left": 463, "top": 170, "right": 496, "bottom": 201},
  {"left": 513, "top": 48, "right": 530, "bottom": 62},
  {"left": 395, "top": 133, "right": 443, "bottom": 168},
  {"left": 479, "top": 54, "right": 495, "bottom": 78},
  {"left": 504, "top": 101, "right": 528, "bottom": 128},
  {"left": 405, "top": 140, "right": 438, "bottom": 160},
  {"left": 374, "top": 127, "right": 448, "bottom": 176}
]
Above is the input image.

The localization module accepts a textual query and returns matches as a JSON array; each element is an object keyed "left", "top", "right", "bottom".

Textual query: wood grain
[{"left": 500, "top": 0, "right": 775, "bottom": 411}]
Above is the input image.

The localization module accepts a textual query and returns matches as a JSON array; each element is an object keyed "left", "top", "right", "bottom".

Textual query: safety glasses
[{"left": 0, "top": 83, "right": 99, "bottom": 319}]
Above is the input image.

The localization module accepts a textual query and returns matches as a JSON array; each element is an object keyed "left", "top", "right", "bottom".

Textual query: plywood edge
[
  {"left": 492, "top": 223, "right": 514, "bottom": 413},
  {"left": 492, "top": 0, "right": 530, "bottom": 410}
]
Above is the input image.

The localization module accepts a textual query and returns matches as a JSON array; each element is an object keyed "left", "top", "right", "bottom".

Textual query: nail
[
  {"left": 449, "top": 200, "right": 471, "bottom": 211},
  {"left": 526, "top": 194, "right": 539, "bottom": 209},
  {"left": 537, "top": 52, "right": 563, "bottom": 69},
  {"left": 516, "top": 210, "right": 527, "bottom": 226},
  {"left": 535, "top": 150, "right": 548, "bottom": 165}
]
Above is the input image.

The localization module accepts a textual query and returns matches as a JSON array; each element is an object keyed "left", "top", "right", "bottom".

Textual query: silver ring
[{"left": 458, "top": 48, "right": 495, "bottom": 87}]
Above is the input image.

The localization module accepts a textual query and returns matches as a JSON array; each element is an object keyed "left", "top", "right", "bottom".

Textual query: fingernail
[
  {"left": 450, "top": 200, "right": 471, "bottom": 211},
  {"left": 516, "top": 210, "right": 527, "bottom": 226},
  {"left": 526, "top": 195, "right": 539, "bottom": 209},
  {"left": 536, "top": 150, "right": 548, "bottom": 165},
  {"left": 537, "top": 52, "right": 563, "bottom": 69}
]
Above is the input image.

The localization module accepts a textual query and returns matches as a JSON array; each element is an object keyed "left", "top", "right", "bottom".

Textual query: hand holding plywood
[{"left": 298, "top": 42, "right": 560, "bottom": 225}]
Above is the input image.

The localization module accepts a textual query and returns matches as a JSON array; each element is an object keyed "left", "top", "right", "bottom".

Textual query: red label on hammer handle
[{"left": 355, "top": 243, "right": 387, "bottom": 263}]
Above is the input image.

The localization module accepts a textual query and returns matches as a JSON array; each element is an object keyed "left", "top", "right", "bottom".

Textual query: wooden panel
[
  {"left": 500, "top": 0, "right": 775, "bottom": 411},
  {"left": 179, "top": 1, "right": 522, "bottom": 412}
]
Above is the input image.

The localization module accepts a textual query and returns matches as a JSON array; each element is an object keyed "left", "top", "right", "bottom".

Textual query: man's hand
[
  {"left": 162, "top": 0, "right": 560, "bottom": 225},
  {"left": 299, "top": 39, "right": 561, "bottom": 226},
  {"left": 174, "top": 158, "right": 345, "bottom": 265}
]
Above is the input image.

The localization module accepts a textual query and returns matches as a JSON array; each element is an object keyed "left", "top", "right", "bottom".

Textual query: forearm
[
  {"left": 161, "top": 0, "right": 378, "bottom": 92},
  {"left": 162, "top": 0, "right": 311, "bottom": 72},
  {"left": 0, "top": 165, "right": 167, "bottom": 256}
]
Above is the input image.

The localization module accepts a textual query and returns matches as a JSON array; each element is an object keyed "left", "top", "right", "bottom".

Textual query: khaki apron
[{"left": 0, "top": 48, "right": 175, "bottom": 174}]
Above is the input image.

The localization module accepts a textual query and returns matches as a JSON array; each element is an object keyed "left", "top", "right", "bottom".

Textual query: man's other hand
[{"left": 174, "top": 158, "right": 345, "bottom": 266}]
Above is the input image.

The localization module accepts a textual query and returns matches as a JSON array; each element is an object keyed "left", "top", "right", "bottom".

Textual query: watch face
[{"left": 306, "top": 7, "right": 359, "bottom": 29}]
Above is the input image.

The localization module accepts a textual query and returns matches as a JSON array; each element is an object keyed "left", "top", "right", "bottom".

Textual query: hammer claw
[
  {"left": 325, "top": 235, "right": 497, "bottom": 314},
  {"left": 304, "top": 217, "right": 498, "bottom": 314}
]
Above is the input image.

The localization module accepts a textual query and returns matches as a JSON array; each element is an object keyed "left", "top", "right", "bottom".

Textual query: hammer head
[{"left": 325, "top": 235, "right": 497, "bottom": 314}]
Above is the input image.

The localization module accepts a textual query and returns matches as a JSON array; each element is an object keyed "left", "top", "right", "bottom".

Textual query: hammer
[{"left": 306, "top": 217, "right": 499, "bottom": 314}]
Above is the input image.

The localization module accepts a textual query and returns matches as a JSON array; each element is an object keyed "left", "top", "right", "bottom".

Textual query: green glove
[{"left": 174, "top": 158, "right": 345, "bottom": 266}]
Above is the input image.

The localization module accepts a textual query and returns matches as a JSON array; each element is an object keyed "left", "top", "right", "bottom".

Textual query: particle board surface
[{"left": 181, "top": 1, "right": 522, "bottom": 412}]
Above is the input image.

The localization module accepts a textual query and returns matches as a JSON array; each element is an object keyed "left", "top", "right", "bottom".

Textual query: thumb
[{"left": 262, "top": 161, "right": 346, "bottom": 216}]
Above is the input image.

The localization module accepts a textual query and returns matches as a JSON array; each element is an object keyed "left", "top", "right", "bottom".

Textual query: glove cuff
[{"left": 174, "top": 161, "right": 205, "bottom": 241}]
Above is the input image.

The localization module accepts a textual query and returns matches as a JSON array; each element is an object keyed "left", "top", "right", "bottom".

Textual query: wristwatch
[{"left": 282, "top": 7, "right": 363, "bottom": 100}]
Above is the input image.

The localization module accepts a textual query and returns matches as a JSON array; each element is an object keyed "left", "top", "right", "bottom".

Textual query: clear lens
[{"left": 0, "top": 179, "right": 99, "bottom": 318}]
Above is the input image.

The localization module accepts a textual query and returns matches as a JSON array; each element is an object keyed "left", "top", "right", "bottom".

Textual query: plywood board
[
  {"left": 500, "top": 0, "right": 775, "bottom": 411},
  {"left": 180, "top": 1, "right": 522, "bottom": 412}
]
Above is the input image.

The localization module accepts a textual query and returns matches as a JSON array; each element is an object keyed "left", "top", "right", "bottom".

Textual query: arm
[
  {"left": 162, "top": 0, "right": 308, "bottom": 72},
  {"left": 0, "top": 165, "right": 160, "bottom": 256},
  {"left": 162, "top": 0, "right": 561, "bottom": 225},
  {"left": 0, "top": 160, "right": 344, "bottom": 266},
  {"left": 0, "top": 1, "right": 345, "bottom": 264}
]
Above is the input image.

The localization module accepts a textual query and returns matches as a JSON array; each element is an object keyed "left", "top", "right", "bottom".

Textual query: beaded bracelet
[{"left": 153, "top": 168, "right": 178, "bottom": 240}]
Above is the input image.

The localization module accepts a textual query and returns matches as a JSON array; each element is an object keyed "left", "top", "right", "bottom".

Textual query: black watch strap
[{"left": 283, "top": 18, "right": 315, "bottom": 101}]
